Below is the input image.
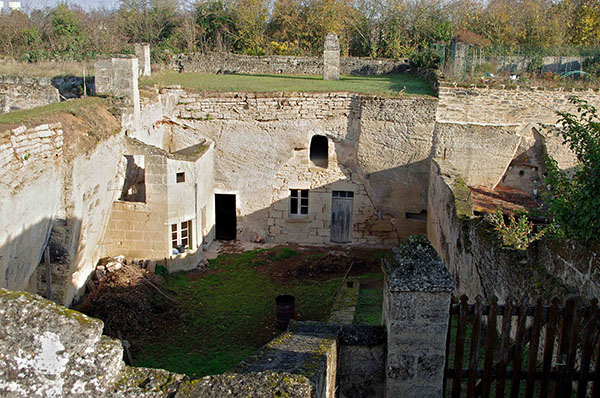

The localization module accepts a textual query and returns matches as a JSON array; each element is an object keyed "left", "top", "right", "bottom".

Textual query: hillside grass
[
  {"left": 0, "top": 97, "right": 106, "bottom": 128},
  {"left": 141, "top": 71, "right": 435, "bottom": 97}
]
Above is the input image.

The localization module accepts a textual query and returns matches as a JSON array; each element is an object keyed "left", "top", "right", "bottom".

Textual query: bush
[
  {"left": 409, "top": 47, "right": 440, "bottom": 69},
  {"left": 487, "top": 210, "right": 547, "bottom": 249},
  {"left": 582, "top": 55, "right": 600, "bottom": 78},
  {"left": 543, "top": 97, "right": 600, "bottom": 240}
]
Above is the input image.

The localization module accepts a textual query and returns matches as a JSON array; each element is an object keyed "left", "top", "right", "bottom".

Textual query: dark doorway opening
[
  {"left": 310, "top": 135, "right": 328, "bottom": 168},
  {"left": 215, "top": 194, "right": 236, "bottom": 240}
]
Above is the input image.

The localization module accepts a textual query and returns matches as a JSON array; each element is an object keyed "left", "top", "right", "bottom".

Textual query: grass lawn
[
  {"left": 0, "top": 97, "right": 106, "bottom": 128},
  {"left": 141, "top": 71, "right": 435, "bottom": 97},
  {"left": 353, "top": 271, "right": 384, "bottom": 325},
  {"left": 132, "top": 248, "right": 341, "bottom": 377}
]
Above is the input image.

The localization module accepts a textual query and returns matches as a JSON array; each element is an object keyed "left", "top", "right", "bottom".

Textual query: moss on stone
[{"left": 453, "top": 177, "right": 473, "bottom": 218}]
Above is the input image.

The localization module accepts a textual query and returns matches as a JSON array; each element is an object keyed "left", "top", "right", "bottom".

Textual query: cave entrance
[{"left": 215, "top": 194, "right": 236, "bottom": 240}]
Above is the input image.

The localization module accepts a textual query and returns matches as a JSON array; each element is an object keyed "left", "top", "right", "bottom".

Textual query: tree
[
  {"left": 195, "top": 0, "right": 238, "bottom": 52},
  {"left": 543, "top": 97, "right": 600, "bottom": 240},
  {"left": 118, "top": 0, "right": 179, "bottom": 45}
]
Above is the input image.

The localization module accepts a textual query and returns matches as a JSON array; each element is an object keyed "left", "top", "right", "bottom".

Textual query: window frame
[
  {"left": 176, "top": 172, "right": 185, "bottom": 183},
  {"left": 289, "top": 189, "right": 309, "bottom": 216},
  {"left": 171, "top": 220, "right": 192, "bottom": 253}
]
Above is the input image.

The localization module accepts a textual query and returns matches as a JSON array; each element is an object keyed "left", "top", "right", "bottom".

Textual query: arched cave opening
[{"left": 310, "top": 135, "right": 328, "bottom": 168}]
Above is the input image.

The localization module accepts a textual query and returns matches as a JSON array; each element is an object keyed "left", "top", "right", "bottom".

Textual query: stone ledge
[{"left": 383, "top": 235, "right": 455, "bottom": 292}]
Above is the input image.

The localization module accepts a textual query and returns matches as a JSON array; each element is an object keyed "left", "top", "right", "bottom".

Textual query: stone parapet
[
  {"left": 382, "top": 235, "right": 455, "bottom": 397},
  {"left": 0, "top": 75, "right": 59, "bottom": 114}
]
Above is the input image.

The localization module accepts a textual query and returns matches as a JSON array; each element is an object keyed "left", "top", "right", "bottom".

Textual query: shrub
[{"left": 487, "top": 210, "right": 546, "bottom": 249}]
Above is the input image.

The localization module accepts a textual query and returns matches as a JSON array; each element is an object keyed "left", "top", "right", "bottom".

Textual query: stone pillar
[
  {"left": 94, "top": 55, "right": 140, "bottom": 130},
  {"left": 134, "top": 43, "right": 151, "bottom": 77},
  {"left": 323, "top": 33, "right": 340, "bottom": 80},
  {"left": 382, "top": 235, "right": 455, "bottom": 397},
  {"left": 449, "top": 39, "right": 469, "bottom": 80}
]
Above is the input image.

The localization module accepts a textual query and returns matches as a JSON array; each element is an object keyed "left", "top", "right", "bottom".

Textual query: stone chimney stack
[
  {"left": 323, "top": 33, "right": 340, "bottom": 80},
  {"left": 134, "top": 43, "right": 151, "bottom": 77}
]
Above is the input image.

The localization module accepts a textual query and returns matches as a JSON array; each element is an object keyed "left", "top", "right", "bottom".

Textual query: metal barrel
[{"left": 275, "top": 294, "right": 295, "bottom": 330}]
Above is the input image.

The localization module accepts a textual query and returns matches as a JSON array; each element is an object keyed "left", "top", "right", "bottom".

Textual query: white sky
[{"left": 20, "top": 0, "right": 121, "bottom": 10}]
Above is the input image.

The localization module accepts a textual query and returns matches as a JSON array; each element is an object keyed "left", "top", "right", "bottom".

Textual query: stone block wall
[
  {"left": 0, "top": 123, "right": 63, "bottom": 180},
  {"left": 437, "top": 83, "right": 600, "bottom": 126},
  {"left": 0, "top": 76, "right": 60, "bottom": 114},
  {"left": 171, "top": 91, "right": 435, "bottom": 245},
  {"left": 382, "top": 236, "right": 455, "bottom": 397},
  {"left": 101, "top": 153, "right": 170, "bottom": 262},
  {"left": 170, "top": 52, "right": 407, "bottom": 75}
]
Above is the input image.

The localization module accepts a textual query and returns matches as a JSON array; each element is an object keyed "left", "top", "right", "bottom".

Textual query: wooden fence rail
[{"left": 444, "top": 295, "right": 600, "bottom": 398}]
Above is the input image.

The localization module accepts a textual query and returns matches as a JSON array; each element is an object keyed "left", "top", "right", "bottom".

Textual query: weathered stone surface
[
  {"left": 0, "top": 75, "right": 59, "bottom": 114},
  {"left": 0, "top": 289, "right": 124, "bottom": 397},
  {"left": 338, "top": 345, "right": 384, "bottom": 398},
  {"left": 432, "top": 122, "right": 521, "bottom": 187},
  {"left": 171, "top": 52, "right": 408, "bottom": 75},
  {"left": 339, "top": 325, "right": 386, "bottom": 346},
  {"left": 383, "top": 235, "right": 455, "bottom": 293},
  {"left": 323, "top": 33, "right": 340, "bottom": 80}
]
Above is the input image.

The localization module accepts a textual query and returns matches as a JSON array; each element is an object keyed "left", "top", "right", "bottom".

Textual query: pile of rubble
[
  {"left": 78, "top": 256, "right": 169, "bottom": 338},
  {"left": 87, "top": 256, "right": 156, "bottom": 293}
]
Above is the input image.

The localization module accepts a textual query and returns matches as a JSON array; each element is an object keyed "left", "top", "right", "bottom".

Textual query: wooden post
[
  {"left": 83, "top": 67, "right": 87, "bottom": 98},
  {"left": 44, "top": 246, "right": 52, "bottom": 301}
]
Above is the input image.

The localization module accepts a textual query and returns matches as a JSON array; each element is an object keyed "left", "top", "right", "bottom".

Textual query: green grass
[
  {"left": 273, "top": 247, "right": 300, "bottom": 261},
  {"left": 0, "top": 97, "right": 105, "bottom": 128},
  {"left": 353, "top": 272, "right": 384, "bottom": 325},
  {"left": 141, "top": 71, "right": 435, "bottom": 97},
  {"left": 132, "top": 248, "right": 340, "bottom": 377}
]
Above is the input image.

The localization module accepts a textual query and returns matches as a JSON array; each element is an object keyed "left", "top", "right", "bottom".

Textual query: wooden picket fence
[{"left": 444, "top": 295, "right": 600, "bottom": 397}]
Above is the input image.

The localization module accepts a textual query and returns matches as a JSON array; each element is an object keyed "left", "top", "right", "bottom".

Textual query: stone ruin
[{"left": 323, "top": 33, "right": 340, "bottom": 80}]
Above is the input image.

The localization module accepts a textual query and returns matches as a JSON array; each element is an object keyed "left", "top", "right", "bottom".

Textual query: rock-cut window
[{"left": 310, "top": 135, "right": 328, "bottom": 168}]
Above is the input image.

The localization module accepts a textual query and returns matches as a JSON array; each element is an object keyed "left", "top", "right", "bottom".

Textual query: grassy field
[
  {"left": 353, "top": 272, "right": 384, "bottom": 325},
  {"left": 132, "top": 248, "right": 341, "bottom": 377},
  {"left": 0, "top": 97, "right": 106, "bottom": 128},
  {"left": 141, "top": 71, "right": 435, "bottom": 97}
]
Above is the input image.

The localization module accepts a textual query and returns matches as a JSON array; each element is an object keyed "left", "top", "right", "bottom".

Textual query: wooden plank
[
  {"left": 593, "top": 318, "right": 600, "bottom": 398},
  {"left": 467, "top": 295, "right": 484, "bottom": 396},
  {"left": 540, "top": 297, "right": 559, "bottom": 397},
  {"left": 452, "top": 294, "right": 469, "bottom": 398},
  {"left": 496, "top": 298, "right": 513, "bottom": 398},
  {"left": 482, "top": 296, "right": 498, "bottom": 398},
  {"left": 554, "top": 296, "right": 578, "bottom": 397},
  {"left": 525, "top": 298, "right": 543, "bottom": 398},
  {"left": 563, "top": 297, "right": 581, "bottom": 397},
  {"left": 44, "top": 246, "right": 52, "bottom": 301},
  {"left": 510, "top": 297, "right": 528, "bottom": 398},
  {"left": 578, "top": 298, "right": 598, "bottom": 398},
  {"left": 444, "top": 299, "right": 454, "bottom": 397}
]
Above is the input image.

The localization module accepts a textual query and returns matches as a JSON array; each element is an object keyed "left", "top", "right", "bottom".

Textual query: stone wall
[
  {"left": 0, "top": 288, "right": 341, "bottom": 398},
  {"left": 0, "top": 100, "right": 126, "bottom": 307},
  {"left": 426, "top": 159, "right": 579, "bottom": 302},
  {"left": 172, "top": 91, "right": 437, "bottom": 245},
  {"left": 484, "top": 55, "right": 591, "bottom": 75},
  {"left": 0, "top": 75, "right": 60, "bottom": 114},
  {"left": 437, "top": 83, "right": 600, "bottom": 126},
  {"left": 171, "top": 52, "right": 408, "bottom": 75},
  {"left": 0, "top": 124, "right": 64, "bottom": 294},
  {"left": 382, "top": 235, "right": 455, "bottom": 397},
  {"left": 338, "top": 325, "right": 385, "bottom": 398}
]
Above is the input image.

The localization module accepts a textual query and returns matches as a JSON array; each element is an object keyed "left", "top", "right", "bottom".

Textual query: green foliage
[
  {"left": 409, "top": 47, "right": 441, "bottom": 69},
  {"left": 543, "top": 97, "right": 600, "bottom": 240},
  {"left": 486, "top": 210, "right": 547, "bottom": 249},
  {"left": 353, "top": 286, "right": 382, "bottom": 325},
  {"left": 583, "top": 55, "right": 600, "bottom": 78}
]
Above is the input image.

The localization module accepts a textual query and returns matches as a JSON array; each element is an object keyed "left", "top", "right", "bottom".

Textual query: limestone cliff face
[{"left": 0, "top": 99, "right": 124, "bottom": 307}]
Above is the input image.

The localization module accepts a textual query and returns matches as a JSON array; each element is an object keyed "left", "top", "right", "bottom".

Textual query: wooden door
[{"left": 330, "top": 191, "right": 353, "bottom": 243}]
